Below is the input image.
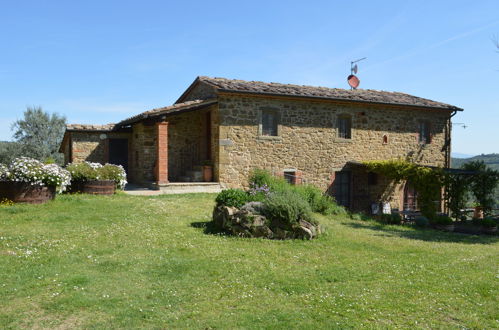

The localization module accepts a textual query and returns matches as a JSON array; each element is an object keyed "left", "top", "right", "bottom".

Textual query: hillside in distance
[{"left": 452, "top": 153, "right": 499, "bottom": 170}]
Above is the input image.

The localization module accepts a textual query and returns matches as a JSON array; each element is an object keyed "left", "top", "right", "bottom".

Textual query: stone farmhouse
[{"left": 59, "top": 76, "right": 463, "bottom": 212}]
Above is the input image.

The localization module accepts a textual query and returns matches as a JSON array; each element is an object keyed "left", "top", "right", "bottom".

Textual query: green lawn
[{"left": 0, "top": 193, "right": 498, "bottom": 329}]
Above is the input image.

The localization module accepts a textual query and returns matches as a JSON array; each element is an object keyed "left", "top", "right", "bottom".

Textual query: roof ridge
[{"left": 197, "top": 76, "right": 462, "bottom": 111}]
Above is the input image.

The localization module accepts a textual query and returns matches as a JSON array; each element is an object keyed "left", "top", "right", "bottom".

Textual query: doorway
[{"left": 108, "top": 139, "right": 129, "bottom": 173}]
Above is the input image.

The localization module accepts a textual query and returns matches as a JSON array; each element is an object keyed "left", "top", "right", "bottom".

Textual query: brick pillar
[
  {"left": 156, "top": 122, "right": 169, "bottom": 185},
  {"left": 295, "top": 170, "right": 303, "bottom": 185}
]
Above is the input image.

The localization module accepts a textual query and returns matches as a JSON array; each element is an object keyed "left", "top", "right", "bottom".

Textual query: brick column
[{"left": 156, "top": 122, "right": 169, "bottom": 185}]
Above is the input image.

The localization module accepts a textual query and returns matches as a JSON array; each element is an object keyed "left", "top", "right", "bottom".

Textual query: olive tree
[{"left": 11, "top": 106, "right": 66, "bottom": 164}]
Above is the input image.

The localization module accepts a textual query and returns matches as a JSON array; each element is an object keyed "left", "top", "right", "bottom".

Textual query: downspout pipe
[{"left": 447, "top": 110, "right": 458, "bottom": 169}]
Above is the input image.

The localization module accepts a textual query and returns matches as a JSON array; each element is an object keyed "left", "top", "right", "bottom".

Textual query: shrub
[
  {"left": 431, "top": 215, "right": 453, "bottom": 226},
  {"left": 1, "top": 157, "right": 71, "bottom": 193},
  {"left": 0, "top": 163, "right": 9, "bottom": 180},
  {"left": 215, "top": 189, "right": 249, "bottom": 208},
  {"left": 99, "top": 164, "right": 127, "bottom": 189},
  {"left": 66, "top": 162, "right": 99, "bottom": 182},
  {"left": 262, "top": 190, "right": 313, "bottom": 226},
  {"left": 480, "top": 217, "right": 497, "bottom": 228},
  {"left": 248, "top": 182, "right": 270, "bottom": 202},
  {"left": 415, "top": 215, "right": 429, "bottom": 227},
  {"left": 379, "top": 213, "right": 402, "bottom": 225},
  {"left": 249, "top": 169, "right": 288, "bottom": 192},
  {"left": 66, "top": 162, "right": 127, "bottom": 190},
  {"left": 249, "top": 169, "right": 346, "bottom": 216}
]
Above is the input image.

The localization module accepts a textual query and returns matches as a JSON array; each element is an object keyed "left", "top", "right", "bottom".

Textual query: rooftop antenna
[
  {"left": 348, "top": 57, "right": 367, "bottom": 90},
  {"left": 452, "top": 122, "right": 468, "bottom": 129}
]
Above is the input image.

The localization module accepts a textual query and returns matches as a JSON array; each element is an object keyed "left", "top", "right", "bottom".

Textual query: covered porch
[{"left": 118, "top": 99, "right": 220, "bottom": 190}]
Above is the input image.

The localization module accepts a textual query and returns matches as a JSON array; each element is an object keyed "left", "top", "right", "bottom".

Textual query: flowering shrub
[
  {"left": 100, "top": 164, "right": 127, "bottom": 189},
  {"left": 0, "top": 157, "right": 71, "bottom": 193},
  {"left": 66, "top": 162, "right": 127, "bottom": 190},
  {"left": 0, "top": 164, "right": 10, "bottom": 181}
]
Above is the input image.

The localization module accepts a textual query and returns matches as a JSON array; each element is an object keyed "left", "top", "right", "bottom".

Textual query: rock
[
  {"left": 212, "top": 205, "right": 238, "bottom": 228},
  {"left": 252, "top": 225, "right": 273, "bottom": 238},
  {"left": 212, "top": 202, "right": 322, "bottom": 240},
  {"left": 297, "top": 226, "right": 313, "bottom": 240}
]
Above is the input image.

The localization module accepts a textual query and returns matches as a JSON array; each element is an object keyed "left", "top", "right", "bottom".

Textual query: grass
[{"left": 0, "top": 193, "right": 498, "bottom": 328}]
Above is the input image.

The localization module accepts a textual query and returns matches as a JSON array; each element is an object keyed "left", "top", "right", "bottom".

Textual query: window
[
  {"left": 337, "top": 115, "right": 352, "bottom": 139},
  {"left": 334, "top": 171, "right": 351, "bottom": 207},
  {"left": 261, "top": 110, "right": 278, "bottom": 136},
  {"left": 284, "top": 171, "right": 296, "bottom": 185},
  {"left": 418, "top": 121, "right": 431, "bottom": 144}
]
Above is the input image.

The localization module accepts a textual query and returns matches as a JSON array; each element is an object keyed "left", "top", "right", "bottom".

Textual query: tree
[
  {"left": 0, "top": 141, "right": 21, "bottom": 164},
  {"left": 462, "top": 161, "right": 499, "bottom": 214},
  {"left": 11, "top": 106, "right": 66, "bottom": 164}
]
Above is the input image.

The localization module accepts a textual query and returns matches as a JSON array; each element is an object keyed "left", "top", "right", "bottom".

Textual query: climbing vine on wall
[{"left": 364, "top": 159, "right": 444, "bottom": 219}]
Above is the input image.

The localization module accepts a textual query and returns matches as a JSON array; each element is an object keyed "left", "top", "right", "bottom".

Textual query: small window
[
  {"left": 337, "top": 115, "right": 352, "bottom": 139},
  {"left": 261, "top": 110, "right": 278, "bottom": 136},
  {"left": 284, "top": 171, "right": 296, "bottom": 185},
  {"left": 418, "top": 121, "right": 431, "bottom": 144}
]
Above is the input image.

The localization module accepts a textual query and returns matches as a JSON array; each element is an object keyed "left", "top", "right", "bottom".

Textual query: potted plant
[
  {"left": 202, "top": 160, "right": 213, "bottom": 182},
  {"left": 472, "top": 202, "right": 484, "bottom": 219},
  {"left": 431, "top": 214, "right": 454, "bottom": 232},
  {"left": 66, "top": 162, "right": 127, "bottom": 195},
  {"left": 480, "top": 217, "right": 498, "bottom": 234},
  {"left": 0, "top": 157, "right": 71, "bottom": 204}
]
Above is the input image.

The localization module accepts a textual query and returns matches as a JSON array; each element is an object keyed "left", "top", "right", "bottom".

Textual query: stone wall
[
  {"left": 168, "top": 106, "right": 217, "bottom": 181},
  {"left": 130, "top": 123, "right": 157, "bottom": 183},
  {"left": 178, "top": 81, "right": 217, "bottom": 103},
  {"left": 69, "top": 131, "right": 130, "bottom": 165},
  {"left": 216, "top": 94, "right": 451, "bottom": 211}
]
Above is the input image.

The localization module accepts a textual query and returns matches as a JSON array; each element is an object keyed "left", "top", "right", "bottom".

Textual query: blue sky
[{"left": 0, "top": 0, "right": 498, "bottom": 156}]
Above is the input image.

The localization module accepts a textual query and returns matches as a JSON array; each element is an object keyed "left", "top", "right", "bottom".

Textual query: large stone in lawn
[{"left": 212, "top": 202, "right": 321, "bottom": 240}]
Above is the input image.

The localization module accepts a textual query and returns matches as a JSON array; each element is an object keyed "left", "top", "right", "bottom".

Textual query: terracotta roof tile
[
  {"left": 117, "top": 99, "right": 217, "bottom": 126},
  {"left": 198, "top": 76, "right": 462, "bottom": 111},
  {"left": 66, "top": 123, "right": 116, "bottom": 131}
]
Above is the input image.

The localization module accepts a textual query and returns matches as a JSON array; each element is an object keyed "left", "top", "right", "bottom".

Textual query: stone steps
[{"left": 156, "top": 182, "right": 222, "bottom": 194}]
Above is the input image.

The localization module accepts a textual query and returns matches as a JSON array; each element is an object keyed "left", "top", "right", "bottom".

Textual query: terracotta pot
[
  {"left": 203, "top": 165, "right": 213, "bottom": 182},
  {"left": 473, "top": 206, "right": 484, "bottom": 219},
  {"left": 71, "top": 180, "right": 115, "bottom": 195},
  {"left": 0, "top": 181, "right": 55, "bottom": 204}
]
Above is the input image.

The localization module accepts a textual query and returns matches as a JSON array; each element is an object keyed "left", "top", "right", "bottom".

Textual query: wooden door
[{"left": 404, "top": 182, "right": 418, "bottom": 211}]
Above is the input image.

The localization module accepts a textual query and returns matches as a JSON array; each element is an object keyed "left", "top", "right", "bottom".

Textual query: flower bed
[
  {"left": 66, "top": 162, "right": 127, "bottom": 195},
  {"left": 0, "top": 157, "right": 71, "bottom": 204}
]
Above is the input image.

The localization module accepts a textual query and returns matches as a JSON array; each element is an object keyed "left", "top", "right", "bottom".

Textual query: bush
[
  {"left": 0, "top": 157, "right": 71, "bottom": 193},
  {"left": 66, "top": 162, "right": 127, "bottom": 190},
  {"left": 415, "top": 215, "right": 429, "bottom": 227},
  {"left": 431, "top": 215, "right": 453, "bottom": 226},
  {"left": 66, "top": 162, "right": 99, "bottom": 182},
  {"left": 249, "top": 169, "right": 346, "bottom": 216},
  {"left": 99, "top": 164, "right": 127, "bottom": 189},
  {"left": 379, "top": 213, "right": 402, "bottom": 224},
  {"left": 249, "top": 169, "right": 288, "bottom": 192},
  {"left": 215, "top": 189, "right": 249, "bottom": 208},
  {"left": 262, "top": 190, "right": 313, "bottom": 226},
  {"left": 481, "top": 217, "right": 497, "bottom": 228}
]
